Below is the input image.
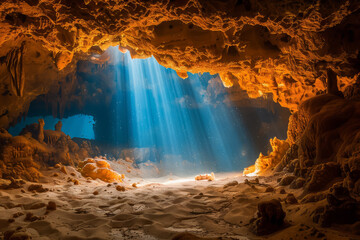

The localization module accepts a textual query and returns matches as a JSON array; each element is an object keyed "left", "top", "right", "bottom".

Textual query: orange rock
[
  {"left": 244, "top": 137, "right": 289, "bottom": 176},
  {"left": 195, "top": 172, "right": 215, "bottom": 181},
  {"left": 78, "top": 158, "right": 124, "bottom": 183},
  {"left": 60, "top": 166, "right": 67, "bottom": 174}
]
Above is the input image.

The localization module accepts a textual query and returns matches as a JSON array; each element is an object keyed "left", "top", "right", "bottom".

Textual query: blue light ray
[{"left": 108, "top": 46, "right": 255, "bottom": 175}]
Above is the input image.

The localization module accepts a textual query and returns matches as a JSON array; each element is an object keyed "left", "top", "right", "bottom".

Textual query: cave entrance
[
  {"left": 5, "top": 46, "right": 290, "bottom": 178},
  {"left": 83, "top": 46, "right": 290, "bottom": 176}
]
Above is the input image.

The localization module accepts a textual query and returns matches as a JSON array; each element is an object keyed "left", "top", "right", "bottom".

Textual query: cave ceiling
[{"left": 0, "top": 0, "right": 360, "bottom": 128}]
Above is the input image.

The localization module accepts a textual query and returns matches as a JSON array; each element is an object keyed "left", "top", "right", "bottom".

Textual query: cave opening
[
  {"left": 107, "top": 46, "right": 290, "bottom": 175},
  {"left": 6, "top": 45, "right": 290, "bottom": 177}
]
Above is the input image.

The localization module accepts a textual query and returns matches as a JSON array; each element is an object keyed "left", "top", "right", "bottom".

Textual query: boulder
[
  {"left": 285, "top": 193, "right": 298, "bottom": 204},
  {"left": 249, "top": 199, "right": 286, "bottom": 235}
]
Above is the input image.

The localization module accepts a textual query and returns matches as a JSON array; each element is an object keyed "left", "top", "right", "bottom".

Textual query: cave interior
[{"left": 0, "top": 1, "right": 360, "bottom": 239}]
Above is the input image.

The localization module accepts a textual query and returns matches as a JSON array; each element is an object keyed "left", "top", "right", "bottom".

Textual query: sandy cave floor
[{"left": 0, "top": 168, "right": 359, "bottom": 240}]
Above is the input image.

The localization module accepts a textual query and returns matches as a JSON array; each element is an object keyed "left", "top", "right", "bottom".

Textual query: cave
[{"left": 1, "top": 1, "right": 360, "bottom": 239}]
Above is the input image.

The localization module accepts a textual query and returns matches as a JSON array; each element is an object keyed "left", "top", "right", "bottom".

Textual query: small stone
[
  {"left": 73, "top": 179, "right": 79, "bottom": 185},
  {"left": 107, "top": 184, "right": 112, "bottom": 187},
  {"left": 116, "top": 185, "right": 125, "bottom": 191},
  {"left": 4, "top": 230, "right": 16, "bottom": 240},
  {"left": 93, "top": 191, "right": 99, "bottom": 195},
  {"left": 132, "top": 183, "right": 137, "bottom": 188},
  {"left": 285, "top": 193, "right": 298, "bottom": 204},
  {"left": 53, "top": 173, "right": 59, "bottom": 177},
  {"left": 47, "top": 201, "right": 56, "bottom": 211},
  {"left": 24, "top": 212, "right": 39, "bottom": 222},
  {"left": 19, "top": 179, "right": 26, "bottom": 184},
  {"left": 13, "top": 212, "right": 24, "bottom": 218},
  {"left": 54, "top": 164, "right": 61, "bottom": 168},
  {"left": 28, "top": 184, "right": 48, "bottom": 193},
  {"left": 60, "top": 166, "right": 67, "bottom": 174},
  {"left": 70, "top": 172, "right": 76, "bottom": 176},
  {"left": 265, "top": 186, "right": 274, "bottom": 192}
]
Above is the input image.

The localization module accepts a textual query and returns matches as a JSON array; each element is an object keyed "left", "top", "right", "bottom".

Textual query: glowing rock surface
[{"left": 78, "top": 158, "right": 124, "bottom": 183}]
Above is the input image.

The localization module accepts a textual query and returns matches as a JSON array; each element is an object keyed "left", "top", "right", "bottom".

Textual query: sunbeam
[{"left": 108, "top": 47, "right": 253, "bottom": 175}]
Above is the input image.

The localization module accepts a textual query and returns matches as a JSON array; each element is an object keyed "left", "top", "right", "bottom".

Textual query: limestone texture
[{"left": 0, "top": 0, "right": 360, "bottom": 127}]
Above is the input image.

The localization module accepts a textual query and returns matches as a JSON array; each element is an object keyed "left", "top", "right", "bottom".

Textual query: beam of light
[{"left": 108, "top": 46, "right": 256, "bottom": 176}]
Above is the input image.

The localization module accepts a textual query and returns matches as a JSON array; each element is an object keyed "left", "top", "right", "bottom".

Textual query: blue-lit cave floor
[{"left": 1, "top": 168, "right": 357, "bottom": 240}]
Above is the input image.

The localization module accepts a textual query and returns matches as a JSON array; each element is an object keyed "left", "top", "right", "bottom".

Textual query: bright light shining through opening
[{"left": 107, "top": 46, "right": 254, "bottom": 176}]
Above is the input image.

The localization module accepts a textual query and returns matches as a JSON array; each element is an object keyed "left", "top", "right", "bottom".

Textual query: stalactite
[{"left": 5, "top": 41, "right": 26, "bottom": 97}]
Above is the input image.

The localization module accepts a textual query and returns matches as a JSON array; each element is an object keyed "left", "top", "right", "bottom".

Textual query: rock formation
[
  {"left": 78, "top": 158, "right": 124, "bottom": 183},
  {"left": 0, "top": 119, "right": 90, "bottom": 182},
  {"left": 37, "top": 118, "right": 44, "bottom": 142},
  {"left": 54, "top": 121, "right": 62, "bottom": 132},
  {"left": 5, "top": 41, "right": 26, "bottom": 97},
  {"left": 244, "top": 137, "right": 290, "bottom": 175},
  {"left": 0, "top": 0, "right": 359, "bottom": 128},
  {"left": 249, "top": 199, "right": 286, "bottom": 235}
]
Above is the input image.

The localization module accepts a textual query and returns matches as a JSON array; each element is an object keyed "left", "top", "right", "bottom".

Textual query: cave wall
[
  {"left": 0, "top": 38, "right": 77, "bottom": 129},
  {"left": 0, "top": 0, "right": 360, "bottom": 129}
]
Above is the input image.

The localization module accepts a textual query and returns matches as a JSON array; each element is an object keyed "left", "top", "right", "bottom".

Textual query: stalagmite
[
  {"left": 55, "top": 121, "right": 62, "bottom": 132},
  {"left": 327, "top": 69, "right": 343, "bottom": 96},
  {"left": 5, "top": 42, "right": 26, "bottom": 97},
  {"left": 37, "top": 119, "right": 44, "bottom": 143}
]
